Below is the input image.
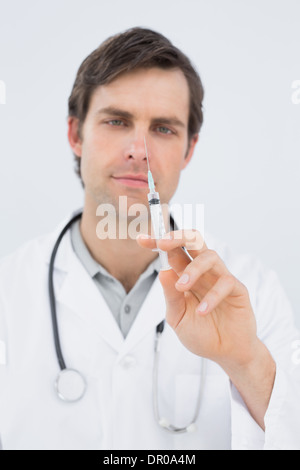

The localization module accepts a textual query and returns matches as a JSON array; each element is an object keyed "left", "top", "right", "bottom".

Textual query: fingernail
[
  {"left": 137, "top": 234, "right": 151, "bottom": 239},
  {"left": 197, "top": 301, "right": 208, "bottom": 313},
  {"left": 177, "top": 273, "right": 190, "bottom": 285}
]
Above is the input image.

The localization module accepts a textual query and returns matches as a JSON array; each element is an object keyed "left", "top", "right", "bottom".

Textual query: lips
[
  {"left": 112, "top": 174, "right": 148, "bottom": 183},
  {"left": 112, "top": 174, "right": 149, "bottom": 188}
]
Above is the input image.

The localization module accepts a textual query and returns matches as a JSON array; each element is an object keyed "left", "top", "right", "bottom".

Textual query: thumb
[{"left": 158, "top": 269, "right": 186, "bottom": 329}]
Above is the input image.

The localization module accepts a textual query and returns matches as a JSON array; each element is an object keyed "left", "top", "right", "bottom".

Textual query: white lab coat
[{"left": 0, "top": 211, "right": 300, "bottom": 450}]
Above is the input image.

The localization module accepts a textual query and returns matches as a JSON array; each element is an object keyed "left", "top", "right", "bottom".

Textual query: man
[{"left": 0, "top": 27, "right": 300, "bottom": 450}]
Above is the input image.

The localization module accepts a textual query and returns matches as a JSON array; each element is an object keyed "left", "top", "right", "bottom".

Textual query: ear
[
  {"left": 67, "top": 117, "right": 83, "bottom": 157},
  {"left": 181, "top": 134, "right": 199, "bottom": 170}
]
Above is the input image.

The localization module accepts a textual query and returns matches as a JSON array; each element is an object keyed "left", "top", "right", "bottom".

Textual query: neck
[{"left": 80, "top": 197, "right": 158, "bottom": 292}]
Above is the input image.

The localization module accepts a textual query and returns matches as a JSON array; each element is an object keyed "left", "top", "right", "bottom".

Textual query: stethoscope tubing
[{"left": 48, "top": 211, "right": 82, "bottom": 371}]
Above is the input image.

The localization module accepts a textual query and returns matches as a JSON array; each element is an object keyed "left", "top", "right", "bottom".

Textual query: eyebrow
[{"left": 96, "top": 106, "right": 186, "bottom": 129}]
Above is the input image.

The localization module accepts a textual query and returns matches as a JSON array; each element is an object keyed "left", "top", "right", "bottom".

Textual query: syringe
[{"left": 144, "top": 137, "right": 171, "bottom": 271}]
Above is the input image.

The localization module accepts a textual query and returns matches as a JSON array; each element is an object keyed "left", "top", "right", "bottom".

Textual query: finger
[
  {"left": 157, "top": 229, "right": 207, "bottom": 257},
  {"left": 195, "top": 274, "right": 237, "bottom": 316},
  {"left": 158, "top": 269, "right": 187, "bottom": 329},
  {"left": 175, "top": 249, "right": 229, "bottom": 293},
  {"left": 136, "top": 233, "right": 193, "bottom": 275},
  {"left": 136, "top": 233, "right": 157, "bottom": 249},
  {"left": 137, "top": 230, "right": 206, "bottom": 260}
]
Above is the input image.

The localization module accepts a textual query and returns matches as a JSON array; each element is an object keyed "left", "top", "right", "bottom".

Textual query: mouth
[{"left": 112, "top": 174, "right": 149, "bottom": 189}]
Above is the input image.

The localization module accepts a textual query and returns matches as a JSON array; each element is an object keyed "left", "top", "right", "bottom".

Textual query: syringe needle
[
  {"left": 144, "top": 137, "right": 155, "bottom": 192},
  {"left": 144, "top": 136, "right": 150, "bottom": 171}
]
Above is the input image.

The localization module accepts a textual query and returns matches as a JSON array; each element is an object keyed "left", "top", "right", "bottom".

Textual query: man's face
[{"left": 69, "top": 67, "right": 198, "bottom": 215}]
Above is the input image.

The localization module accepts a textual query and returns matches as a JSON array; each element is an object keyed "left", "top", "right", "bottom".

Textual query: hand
[
  {"left": 137, "top": 229, "right": 276, "bottom": 430},
  {"left": 136, "top": 229, "right": 259, "bottom": 369}
]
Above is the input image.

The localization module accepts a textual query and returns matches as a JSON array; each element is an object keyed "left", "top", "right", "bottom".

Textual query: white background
[{"left": 0, "top": 0, "right": 299, "bottom": 324}]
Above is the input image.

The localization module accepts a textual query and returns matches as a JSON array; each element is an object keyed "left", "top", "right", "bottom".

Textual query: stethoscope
[{"left": 48, "top": 211, "right": 206, "bottom": 434}]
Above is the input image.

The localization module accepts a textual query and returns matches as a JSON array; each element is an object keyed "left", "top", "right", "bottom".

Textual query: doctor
[{"left": 1, "top": 27, "right": 300, "bottom": 450}]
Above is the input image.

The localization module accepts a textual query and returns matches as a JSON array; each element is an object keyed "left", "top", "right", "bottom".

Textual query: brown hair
[{"left": 68, "top": 27, "right": 205, "bottom": 180}]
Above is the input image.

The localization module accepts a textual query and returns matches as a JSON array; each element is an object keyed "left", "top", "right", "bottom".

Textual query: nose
[{"left": 125, "top": 135, "right": 148, "bottom": 165}]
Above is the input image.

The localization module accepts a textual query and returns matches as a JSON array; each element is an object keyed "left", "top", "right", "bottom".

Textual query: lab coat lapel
[
  {"left": 57, "top": 251, "right": 125, "bottom": 352},
  {"left": 57, "top": 243, "right": 166, "bottom": 357},
  {"left": 119, "top": 275, "right": 166, "bottom": 357},
  {"left": 44, "top": 222, "right": 125, "bottom": 352}
]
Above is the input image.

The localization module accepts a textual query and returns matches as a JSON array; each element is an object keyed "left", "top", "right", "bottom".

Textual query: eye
[
  {"left": 156, "top": 126, "right": 173, "bottom": 135},
  {"left": 107, "top": 120, "right": 125, "bottom": 126}
]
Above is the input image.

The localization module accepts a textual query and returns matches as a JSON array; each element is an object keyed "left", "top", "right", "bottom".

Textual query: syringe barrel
[
  {"left": 148, "top": 192, "right": 166, "bottom": 238},
  {"left": 147, "top": 192, "right": 171, "bottom": 271}
]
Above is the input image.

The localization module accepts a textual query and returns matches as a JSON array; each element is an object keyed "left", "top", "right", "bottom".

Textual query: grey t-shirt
[{"left": 70, "top": 220, "right": 160, "bottom": 338}]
